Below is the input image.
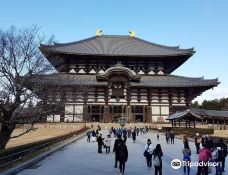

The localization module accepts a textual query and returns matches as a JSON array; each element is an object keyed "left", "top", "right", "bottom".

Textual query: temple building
[{"left": 33, "top": 31, "right": 219, "bottom": 123}]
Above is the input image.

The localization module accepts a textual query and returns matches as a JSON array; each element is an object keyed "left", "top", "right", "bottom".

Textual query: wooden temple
[{"left": 29, "top": 32, "right": 219, "bottom": 123}]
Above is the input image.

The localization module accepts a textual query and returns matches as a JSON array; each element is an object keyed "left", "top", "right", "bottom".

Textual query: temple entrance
[
  {"left": 110, "top": 105, "right": 126, "bottom": 123},
  {"left": 135, "top": 115, "right": 143, "bottom": 122},
  {"left": 92, "top": 114, "right": 100, "bottom": 122}
]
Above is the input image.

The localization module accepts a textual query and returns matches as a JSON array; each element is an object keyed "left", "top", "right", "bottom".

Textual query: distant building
[
  {"left": 28, "top": 33, "right": 219, "bottom": 123},
  {"left": 167, "top": 108, "right": 228, "bottom": 128}
]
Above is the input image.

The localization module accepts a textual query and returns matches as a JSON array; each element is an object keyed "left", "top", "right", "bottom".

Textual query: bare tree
[{"left": 0, "top": 25, "right": 54, "bottom": 149}]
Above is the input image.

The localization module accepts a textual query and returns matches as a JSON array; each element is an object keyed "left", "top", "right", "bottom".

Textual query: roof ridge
[
  {"left": 40, "top": 35, "right": 194, "bottom": 54},
  {"left": 40, "top": 36, "right": 98, "bottom": 48},
  {"left": 133, "top": 37, "right": 194, "bottom": 52}
]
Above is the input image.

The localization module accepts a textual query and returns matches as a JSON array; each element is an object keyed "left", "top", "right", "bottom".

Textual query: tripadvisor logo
[{"left": 171, "top": 159, "right": 181, "bottom": 169}]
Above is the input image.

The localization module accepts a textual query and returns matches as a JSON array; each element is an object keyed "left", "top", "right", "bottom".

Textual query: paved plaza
[{"left": 17, "top": 131, "right": 227, "bottom": 175}]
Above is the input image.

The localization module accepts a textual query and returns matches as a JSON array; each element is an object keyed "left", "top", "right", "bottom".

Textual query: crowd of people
[
  {"left": 86, "top": 126, "right": 227, "bottom": 175},
  {"left": 193, "top": 134, "right": 227, "bottom": 175}
]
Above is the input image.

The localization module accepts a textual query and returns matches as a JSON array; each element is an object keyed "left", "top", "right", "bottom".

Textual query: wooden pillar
[
  {"left": 194, "top": 120, "right": 196, "bottom": 128},
  {"left": 143, "top": 106, "right": 146, "bottom": 123},
  {"left": 172, "top": 120, "right": 174, "bottom": 127},
  {"left": 179, "top": 120, "right": 181, "bottom": 128},
  {"left": 147, "top": 106, "right": 152, "bottom": 123},
  {"left": 99, "top": 105, "right": 102, "bottom": 122},
  {"left": 213, "top": 117, "right": 215, "bottom": 128},
  {"left": 112, "top": 105, "right": 114, "bottom": 121}
]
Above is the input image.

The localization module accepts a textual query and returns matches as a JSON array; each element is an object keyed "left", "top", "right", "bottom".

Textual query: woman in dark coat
[
  {"left": 132, "top": 131, "right": 136, "bottom": 143},
  {"left": 152, "top": 144, "right": 163, "bottom": 175},
  {"left": 117, "top": 141, "right": 128, "bottom": 175}
]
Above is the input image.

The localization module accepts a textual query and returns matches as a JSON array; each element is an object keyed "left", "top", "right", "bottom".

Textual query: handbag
[{"left": 143, "top": 150, "right": 149, "bottom": 157}]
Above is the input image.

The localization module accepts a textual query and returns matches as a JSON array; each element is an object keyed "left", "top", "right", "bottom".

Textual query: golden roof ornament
[
  {"left": 129, "top": 30, "right": 135, "bottom": 37},
  {"left": 96, "top": 29, "right": 102, "bottom": 36}
]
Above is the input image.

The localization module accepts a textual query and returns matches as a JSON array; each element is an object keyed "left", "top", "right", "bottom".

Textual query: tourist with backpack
[
  {"left": 117, "top": 141, "right": 128, "bottom": 175},
  {"left": 97, "top": 134, "right": 104, "bottom": 153},
  {"left": 182, "top": 143, "right": 191, "bottom": 175},
  {"left": 91, "top": 130, "right": 96, "bottom": 142},
  {"left": 105, "top": 134, "right": 111, "bottom": 154},
  {"left": 197, "top": 144, "right": 212, "bottom": 175},
  {"left": 113, "top": 134, "right": 123, "bottom": 168},
  {"left": 132, "top": 130, "right": 136, "bottom": 143},
  {"left": 219, "top": 139, "right": 227, "bottom": 172},
  {"left": 212, "top": 146, "right": 223, "bottom": 175},
  {"left": 87, "top": 130, "right": 91, "bottom": 142},
  {"left": 144, "top": 139, "right": 153, "bottom": 168},
  {"left": 152, "top": 144, "right": 163, "bottom": 175}
]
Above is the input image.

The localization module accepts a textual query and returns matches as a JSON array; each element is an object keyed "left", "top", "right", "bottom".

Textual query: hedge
[{"left": 160, "top": 127, "right": 214, "bottom": 136}]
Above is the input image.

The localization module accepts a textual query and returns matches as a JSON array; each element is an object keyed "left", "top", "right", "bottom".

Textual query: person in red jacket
[{"left": 197, "top": 144, "right": 212, "bottom": 175}]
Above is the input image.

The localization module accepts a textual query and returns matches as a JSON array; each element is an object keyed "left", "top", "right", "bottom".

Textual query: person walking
[
  {"left": 87, "top": 130, "right": 91, "bottom": 142},
  {"left": 157, "top": 133, "right": 159, "bottom": 141},
  {"left": 97, "top": 134, "right": 104, "bottom": 153},
  {"left": 136, "top": 127, "right": 140, "bottom": 136},
  {"left": 212, "top": 146, "right": 223, "bottom": 175},
  {"left": 152, "top": 144, "right": 163, "bottom": 175},
  {"left": 183, "top": 143, "right": 191, "bottom": 175},
  {"left": 91, "top": 130, "right": 96, "bottom": 142},
  {"left": 195, "top": 133, "right": 201, "bottom": 154},
  {"left": 144, "top": 139, "right": 153, "bottom": 168},
  {"left": 117, "top": 141, "right": 128, "bottom": 175},
  {"left": 170, "top": 131, "right": 175, "bottom": 144},
  {"left": 127, "top": 128, "right": 131, "bottom": 138},
  {"left": 132, "top": 130, "right": 136, "bottom": 143},
  {"left": 105, "top": 134, "right": 111, "bottom": 154},
  {"left": 165, "top": 132, "right": 169, "bottom": 144},
  {"left": 219, "top": 138, "right": 227, "bottom": 172},
  {"left": 113, "top": 134, "right": 123, "bottom": 168},
  {"left": 197, "top": 144, "right": 212, "bottom": 175}
]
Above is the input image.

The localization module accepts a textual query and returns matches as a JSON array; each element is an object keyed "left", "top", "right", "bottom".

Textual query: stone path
[{"left": 17, "top": 131, "right": 227, "bottom": 175}]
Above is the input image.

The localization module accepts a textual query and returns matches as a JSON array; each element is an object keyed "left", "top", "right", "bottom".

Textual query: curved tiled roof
[
  {"left": 132, "top": 75, "right": 219, "bottom": 87},
  {"left": 96, "top": 62, "right": 141, "bottom": 81},
  {"left": 167, "top": 108, "right": 228, "bottom": 120},
  {"left": 40, "top": 35, "right": 194, "bottom": 57},
  {"left": 31, "top": 73, "right": 218, "bottom": 88}
]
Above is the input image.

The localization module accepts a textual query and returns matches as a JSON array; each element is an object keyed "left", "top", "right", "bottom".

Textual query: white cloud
[{"left": 194, "top": 85, "right": 228, "bottom": 104}]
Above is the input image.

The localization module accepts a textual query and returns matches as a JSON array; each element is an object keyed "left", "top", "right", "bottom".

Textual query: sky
[{"left": 0, "top": 0, "right": 228, "bottom": 103}]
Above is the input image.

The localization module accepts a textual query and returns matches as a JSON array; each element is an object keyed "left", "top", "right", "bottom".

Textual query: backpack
[
  {"left": 183, "top": 153, "right": 190, "bottom": 161},
  {"left": 154, "top": 156, "right": 160, "bottom": 167},
  {"left": 199, "top": 148, "right": 209, "bottom": 161},
  {"left": 212, "top": 149, "right": 218, "bottom": 161}
]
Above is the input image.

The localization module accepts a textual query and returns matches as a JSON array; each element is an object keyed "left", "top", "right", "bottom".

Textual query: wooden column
[
  {"left": 147, "top": 89, "right": 152, "bottom": 123},
  {"left": 147, "top": 106, "right": 152, "bottom": 123},
  {"left": 143, "top": 106, "right": 146, "bottom": 123}
]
